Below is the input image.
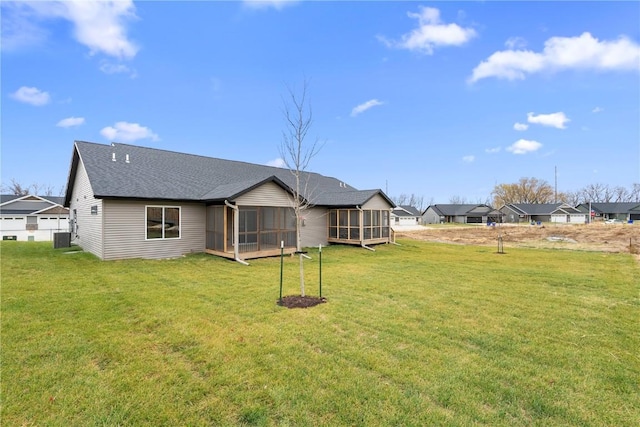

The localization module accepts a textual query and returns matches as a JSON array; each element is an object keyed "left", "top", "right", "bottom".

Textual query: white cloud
[
  {"left": 527, "top": 112, "right": 570, "bottom": 129},
  {"left": 379, "top": 6, "right": 476, "bottom": 54},
  {"left": 2, "top": 1, "right": 138, "bottom": 59},
  {"left": 513, "top": 122, "right": 529, "bottom": 131},
  {"left": 592, "top": 106, "right": 604, "bottom": 113},
  {"left": 99, "top": 61, "right": 137, "bottom": 78},
  {"left": 11, "top": 86, "right": 50, "bottom": 106},
  {"left": 56, "top": 116, "right": 85, "bottom": 128},
  {"left": 462, "top": 155, "right": 475, "bottom": 163},
  {"left": 100, "top": 121, "right": 159, "bottom": 142},
  {"left": 243, "top": 0, "right": 298, "bottom": 10},
  {"left": 266, "top": 158, "right": 286, "bottom": 168},
  {"left": 469, "top": 32, "right": 640, "bottom": 83},
  {"left": 505, "top": 36, "right": 527, "bottom": 50},
  {"left": 485, "top": 147, "right": 501, "bottom": 153},
  {"left": 351, "top": 99, "right": 384, "bottom": 117},
  {"left": 506, "top": 139, "right": 542, "bottom": 154}
]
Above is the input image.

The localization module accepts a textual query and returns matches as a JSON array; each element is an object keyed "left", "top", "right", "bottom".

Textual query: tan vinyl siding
[
  {"left": 103, "top": 200, "right": 205, "bottom": 260},
  {"left": 362, "top": 194, "right": 393, "bottom": 210},
  {"left": 69, "top": 161, "right": 104, "bottom": 259},
  {"left": 235, "top": 182, "right": 293, "bottom": 207},
  {"left": 300, "top": 207, "right": 328, "bottom": 248}
]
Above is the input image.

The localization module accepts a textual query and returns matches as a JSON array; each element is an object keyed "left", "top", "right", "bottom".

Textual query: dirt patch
[
  {"left": 396, "top": 223, "right": 640, "bottom": 256},
  {"left": 278, "top": 295, "right": 327, "bottom": 309}
]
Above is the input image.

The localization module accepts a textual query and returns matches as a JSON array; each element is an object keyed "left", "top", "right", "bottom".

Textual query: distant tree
[
  {"left": 391, "top": 193, "right": 425, "bottom": 210},
  {"left": 449, "top": 195, "right": 468, "bottom": 204},
  {"left": 2, "top": 179, "right": 31, "bottom": 195},
  {"left": 280, "top": 79, "right": 323, "bottom": 297},
  {"left": 491, "top": 177, "right": 555, "bottom": 206},
  {"left": 631, "top": 183, "right": 640, "bottom": 202},
  {"left": 571, "top": 182, "right": 640, "bottom": 204},
  {"left": 448, "top": 195, "right": 489, "bottom": 205}
]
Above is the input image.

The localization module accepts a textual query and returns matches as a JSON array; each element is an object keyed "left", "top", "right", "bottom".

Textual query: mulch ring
[{"left": 277, "top": 295, "right": 327, "bottom": 309}]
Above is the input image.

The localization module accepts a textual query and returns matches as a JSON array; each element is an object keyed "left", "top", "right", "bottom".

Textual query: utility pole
[{"left": 554, "top": 166, "right": 558, "bottom": 203}]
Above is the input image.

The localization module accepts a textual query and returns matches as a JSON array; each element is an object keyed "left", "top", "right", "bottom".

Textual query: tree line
[
  {"left": 391, "top": 178, "right": 640, "bottom": 210},
  {"left": 491, "top": 178, "right": 640, "bottom": 207},
  {"left": 0, "top": 179, "right": 64, "bottom": 197}
]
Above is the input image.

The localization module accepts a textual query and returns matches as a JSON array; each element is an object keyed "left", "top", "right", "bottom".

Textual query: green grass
[{"left": 2, "top": 241, "right": 638, "bottom": 426}]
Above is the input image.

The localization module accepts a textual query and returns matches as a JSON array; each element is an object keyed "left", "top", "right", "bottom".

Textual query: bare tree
[
  {"left": 391, "top": 193, "right": 425, "bottom": 210},
  {"left": 392, "top": 193, "right": 408, "bottom": 206},
  {"left": 630, "top": 183, "right": 640, "bottom": 202},
  {"left": 280, "top": 79, "right": 323, "bottom": 297},
  {"left": 449, "top": 195, "right": 468, "bottom": 204},
  {"left": 2, "top": 179, "right": 31, "bottom": 196}
]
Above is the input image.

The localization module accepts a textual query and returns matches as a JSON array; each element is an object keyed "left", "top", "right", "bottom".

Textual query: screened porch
[
  {"left": 328, "top": 208, "right": 391, "bottom": 246},
  {"left": 205, "top": 205, "right": 297, "bottom": 260}
]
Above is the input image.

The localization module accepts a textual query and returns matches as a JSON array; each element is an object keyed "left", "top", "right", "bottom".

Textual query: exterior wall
[
  {"left": 550, "top": 214, "right": 567, "bottom": 223},
  {"left": 362, "top": 194, "right": 392, "bottom": 210},
  {"left": 235, "top": 181, "right": 294, "bottom": 207},
  {"left": 103, "top": 200, "right": 205, "bottom": 260},
  {"left": 69, "top": 162, "right": 104, "bottom": 258},
  {"left": 300, "top": 206, "right": 328, "bottom": 248},
  {"left": 0, "top": 214, "right": 69, "bottom": 241},
  {"left": 393, "top": 216, "right": 419, "bottom": 226},
  {"left": 235, "top": 182, "right": 327, "bottom": 250},
  {"left": 500, "top": 207, "right": 523, "bottom": 223},
  {"left": 422, "top": 207, "right": 442, "bottom": 224}
]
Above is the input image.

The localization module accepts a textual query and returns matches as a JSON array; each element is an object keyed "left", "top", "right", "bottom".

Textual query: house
[
  {"left": 0, "top": 194, "right": 70, "bottom": 241},
  {"left": 63, "top": 141, "right": 394, "bottom": 261},
  {"left": 421, "top": 204, "right": 502, "bottom": 224},
  {"left": 500, "top": 203, "right": 586, "bottom": 224},
  {"left": 391, "top": 205, "right": 422, "bottom": 227},
  {"left": 576, "top": 202, "right": 640, "bottom": 222}
]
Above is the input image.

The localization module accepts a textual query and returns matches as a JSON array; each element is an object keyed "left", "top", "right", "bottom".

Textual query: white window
[{"left": 146, "top": 206, "right": 181, "bottom": 239}]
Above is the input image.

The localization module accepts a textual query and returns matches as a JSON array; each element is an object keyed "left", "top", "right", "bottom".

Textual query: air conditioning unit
[{"left": 54, "top": 232, "right": 71, "bottom": 248}]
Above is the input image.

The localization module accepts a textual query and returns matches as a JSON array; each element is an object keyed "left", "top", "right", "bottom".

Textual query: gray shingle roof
[
  {"left": 577, "top": 202, "right": 640, "bottom": 214},
  {"left": 65, "top": 141, "right": 392, "bottom": 208},
  {"left": 429, "top": 204, "right": 494, "bottom": 216},
  {"left": 0, "top": 195, "right": 66, "bottom": 215},
  {"left": 508, "top": 203, "right": 562, "bottom": 215}
]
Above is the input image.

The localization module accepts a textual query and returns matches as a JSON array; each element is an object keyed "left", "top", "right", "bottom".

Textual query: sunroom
[
  {"left": 205, "top": 204, "right": 298, "bottom": 261},
  {"left": 328, "top": 208, "right": 391, "bottom": 248}
]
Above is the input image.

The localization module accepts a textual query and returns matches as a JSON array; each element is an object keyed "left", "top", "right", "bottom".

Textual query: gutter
[
  {"left": 356, "top": 205, "right": 375, "bottom": 251},
  {"left": 224, "top": 200, "right": 249, "bottom": 266}
]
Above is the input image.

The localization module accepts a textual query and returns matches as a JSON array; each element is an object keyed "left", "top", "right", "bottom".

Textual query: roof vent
[
  {"left": 125, "top": 154, "right": 130, "bottom": 163},
  {"left": 112, "top": 152, "right": 116, "bottom": 162}
]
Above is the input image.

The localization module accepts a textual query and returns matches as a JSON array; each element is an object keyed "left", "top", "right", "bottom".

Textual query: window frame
[{"left": 145, "top": 205, "right": 181, "bottom": 240}]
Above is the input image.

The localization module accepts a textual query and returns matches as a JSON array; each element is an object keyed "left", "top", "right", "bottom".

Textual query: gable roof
[
  {"left": 577, "top": 202, "right": 640, "bottom": 214},
  {"left": 426, "top": 204, "right": 496, "bottom": 216},
  {"left": 503, "top": 203, "right": 583, "bottom": 215},
  {"left": 392, "top": 205, "right": 421, "bottom": 216},
  {"left": 503, "top": 203, "right": 561, "bottom": 215},
  {"left": 0, "top": 194, "right": 68, "bottom": 215},
  {"left": 64, "top": 141, "right": 392, "bottom": 208}
]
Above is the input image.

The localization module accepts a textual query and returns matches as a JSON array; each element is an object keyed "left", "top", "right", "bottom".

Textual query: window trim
[{"left": 145, "top": 205, "right": 181, "bottom": 240}]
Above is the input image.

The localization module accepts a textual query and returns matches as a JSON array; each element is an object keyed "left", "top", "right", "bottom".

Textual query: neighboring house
[
  {"left": 0, "top": 194, "right": 70, "bottom": 241},
  {"left": 421, "top": 204, "right": 502, "bottom": 224},
  {"left": 391, "top": 205, "right": 422, "bottom": 227},
  {"left": 500, "top": 203, "right": 586, "bottom": 224},
  {"left": 576, "top": 202, "right": 640, "bottom": 222},
  {"left": 63, "top": 141, "right": 394, "bottom": 262}
]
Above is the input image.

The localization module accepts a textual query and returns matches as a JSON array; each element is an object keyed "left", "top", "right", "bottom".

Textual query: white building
[{"left": 0, "top": 195, "right": 70, "bottom": 241}]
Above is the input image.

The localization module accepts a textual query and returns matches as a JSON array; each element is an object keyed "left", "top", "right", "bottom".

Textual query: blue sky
[{"left": 2, "top": 1, "right": 639, "bottom": 203}]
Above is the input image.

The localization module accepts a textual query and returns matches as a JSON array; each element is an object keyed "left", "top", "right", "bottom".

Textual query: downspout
[
  {"left": 356, "top": 205, "right": 375, "bottom": 251},
  {"left": 224, "top": 200, "right": 249, "bottom": 266}
]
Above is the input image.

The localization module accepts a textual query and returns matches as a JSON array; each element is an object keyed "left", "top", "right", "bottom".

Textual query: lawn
[{"left": 1, "top": 241, "right": 638, "bottom": 426}]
